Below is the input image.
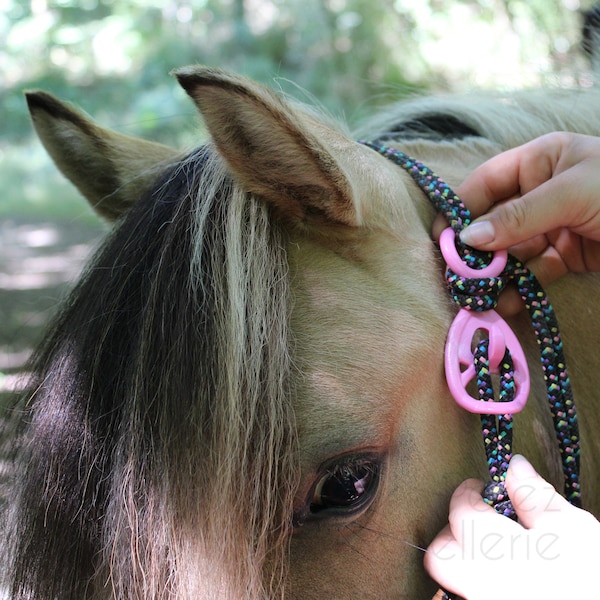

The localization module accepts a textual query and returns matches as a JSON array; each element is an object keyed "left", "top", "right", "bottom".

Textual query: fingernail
[
  {"left": 459, "top": 220, "right": 495, "bottom": 246},
  {"left": 508, "top": 454, "right": 538, "bottom": 479}
]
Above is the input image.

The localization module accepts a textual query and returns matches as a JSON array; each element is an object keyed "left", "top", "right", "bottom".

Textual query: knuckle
[{"left": 502, "top": 199, "right": 530, "bottom": 231}]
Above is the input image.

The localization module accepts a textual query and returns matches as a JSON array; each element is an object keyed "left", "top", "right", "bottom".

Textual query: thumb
[{"left": 505, "top": 455, "right": 570, "bottom": 530}]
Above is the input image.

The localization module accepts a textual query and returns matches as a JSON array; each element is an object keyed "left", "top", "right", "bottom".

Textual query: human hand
[
  {"left": 424, "top": 455, "right": 600, "bottom": 600},
  {"left": 433, "top": 132, "right": 600, "bottom": 314}
]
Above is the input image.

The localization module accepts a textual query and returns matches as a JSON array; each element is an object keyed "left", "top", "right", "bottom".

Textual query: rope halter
[{"left": 359, "top": 140, "right": 581, "bottom": 516}]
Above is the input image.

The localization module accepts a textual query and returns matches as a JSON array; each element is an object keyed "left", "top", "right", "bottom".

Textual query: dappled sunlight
[
  {"left": 0, "top": 250, "right": 93, "bottom": 290},
  {"left": 0, "top": 350, "right": 32, "bottom": 373},
  {"left": 17, "top": 225, "right": 59, "bottom": 247},
  {"left": 0, "top": 220, "right": 104, "bottom": 378},
  {"left": 1, "top": 223, "right": 97, "bottom": 290},
  {"left": 0, "top": 372, "right": 30, "bottom": 394}
]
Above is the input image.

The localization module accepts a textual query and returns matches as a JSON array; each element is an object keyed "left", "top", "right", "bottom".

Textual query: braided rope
[
  {"left": 360, "top": 140, "right": 581, "bottom": 509},
  {"left": 476, "top": 340, "right": 515, "bottom": 518},
  {"left": 361, "top": 140, "right": 582, "bottom": 600}
]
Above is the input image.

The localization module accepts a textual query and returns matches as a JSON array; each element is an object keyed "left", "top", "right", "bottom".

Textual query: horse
[{"left": 1, "top": 65, "right": 599, "bottom": 599}]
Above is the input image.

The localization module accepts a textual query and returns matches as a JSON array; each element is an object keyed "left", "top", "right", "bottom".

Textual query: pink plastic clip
[
  {"left": 440, "top": 227, "right": 529, "bottom": 414},
  {"left": 444, "top": 310, "right": 530, "bottom": 414},
  {"left": 439, "top": 227, "right": 508, "bottom": 278}
]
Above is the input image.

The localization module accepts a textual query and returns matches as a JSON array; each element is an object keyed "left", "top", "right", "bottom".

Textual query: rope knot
[
  {"left": 482, "top": 480, "right": 516, "bottom": 519},
  {"left": 445, "top": 269, "right": 506, "bottom": 311},
  {"left": 444, "top": 238, "right": 508, "bottom": 311}
]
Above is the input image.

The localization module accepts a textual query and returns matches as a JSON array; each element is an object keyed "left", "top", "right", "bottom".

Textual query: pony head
[{"left": 6, "top": 66, "right": 600, "bottom": 599}]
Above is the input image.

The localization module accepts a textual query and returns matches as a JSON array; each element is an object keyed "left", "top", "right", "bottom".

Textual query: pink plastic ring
[
  {"left": 439, "top": 227, "right": 507, "bottom": 279},
  {"left": 444, "top": 309, "right": 530, "bottom": 414}
]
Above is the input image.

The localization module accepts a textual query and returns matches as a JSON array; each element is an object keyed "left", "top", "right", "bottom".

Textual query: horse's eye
[{"left": 309, "top": 456, "right": 381, "bottom": 517}]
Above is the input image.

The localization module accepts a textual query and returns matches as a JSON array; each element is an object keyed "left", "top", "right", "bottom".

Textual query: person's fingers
[
  {"left": 425, "top": 479, "right": 521, "bottom": 600},
  {"left": 424, "top": 524, "right": 458, "bottom": 564},
  {"left": 459, "top": 170, "right": 584, "bottom": 251},
  {"left": 506, "top": 455, "right": 600, "bottom": 538},
  {"left": 505, "top": 455, "right": 570, "bottom": 530},
  {"left": 546, "top": 230, "right": 600, "bottom": 274},
  {"left": 455, "top": 133, "right": 566, "bottom": 218},
  {"left": 432, "top": 136, "right": 557, "bottom": 241},
  {"left": 522, "top": 245, "right": 570, "bottom": 289},
  {"left": 460, "top": 142, "right": 600, "bottom": 251},
  {"left": 424, "top": 526, "right": 470, "bottom": 600},
  {"left": 446, "top": 479, "right": 501, "bottom": 544},
  {"left": 426, "top": 453, "right": 600, "bottom": 599}
]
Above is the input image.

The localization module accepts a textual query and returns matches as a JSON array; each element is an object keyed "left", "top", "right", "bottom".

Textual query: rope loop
[
  {"left": 439, "top": 226, "right": 509, "bottom": 310},
  {"left": 474, "top": 338, "right": 516, "bottom": 518}
]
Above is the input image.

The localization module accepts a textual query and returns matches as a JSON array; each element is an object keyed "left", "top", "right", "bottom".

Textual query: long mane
[
  {"left": 360, "top": 88, "right": 600, "bottom": 148},
  {"left": 1, "top": 147, "right": 297, "bottom": 599}
]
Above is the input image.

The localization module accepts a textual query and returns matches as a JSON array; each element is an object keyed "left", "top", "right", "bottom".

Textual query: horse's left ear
[
  {"left": 26, "top": 91, "right": 179, "bottom": 221},
  {"left": 173, "top": 66, "right": 358, "bottom": 226}
]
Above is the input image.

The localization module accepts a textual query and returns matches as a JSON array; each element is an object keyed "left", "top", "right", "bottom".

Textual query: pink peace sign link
[{"left": 440, "top": 228, "right": 530, "bottom": 414}]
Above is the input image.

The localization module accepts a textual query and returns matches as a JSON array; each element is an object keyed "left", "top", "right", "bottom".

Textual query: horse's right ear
[{"left": 25, "top": 91, "right": 179, "bottom": 222}]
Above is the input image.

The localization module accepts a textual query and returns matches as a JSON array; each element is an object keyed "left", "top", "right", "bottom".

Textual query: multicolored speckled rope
[{"left": 359, "top": 140, "right": 582, "bottom": 513}]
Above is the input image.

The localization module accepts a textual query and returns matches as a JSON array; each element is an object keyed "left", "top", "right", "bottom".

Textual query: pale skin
[
  {"left": 427, "top": 132, "right": 600, "bottom": 598},
  {"left": 432, "top": 131, "right": 600, "bottom": 314},
  {"left": 426, "top": 455, "right": 600, "bottom": 600}
]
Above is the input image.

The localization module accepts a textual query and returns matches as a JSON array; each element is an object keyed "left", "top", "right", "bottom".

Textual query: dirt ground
[{"left": 0, "top": 218, "right": 106, "bottom": 406}]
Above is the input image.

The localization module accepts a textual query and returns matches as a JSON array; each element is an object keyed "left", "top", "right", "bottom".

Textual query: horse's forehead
[
  {"left": 287, "top": 228, "right": 452, "bottom": 462},
  {"left": 285, "top": 138, "right": 485, "bottom": 463}
]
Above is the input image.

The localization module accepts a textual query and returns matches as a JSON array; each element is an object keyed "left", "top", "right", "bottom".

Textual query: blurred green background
[
  {"left": 0, "top": 0, "right": 597, "bottom": 396},
  {"left": 2, "top": 0, "right": 596, "bottom": 220}
]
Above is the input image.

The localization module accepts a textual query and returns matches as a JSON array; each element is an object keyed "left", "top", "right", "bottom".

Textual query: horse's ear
[
  {"left": 25, "top": 91, "right": 178, "bottom": 222},
  {"left": 173, "top": 66, "right": 358, "bottom": 226}
]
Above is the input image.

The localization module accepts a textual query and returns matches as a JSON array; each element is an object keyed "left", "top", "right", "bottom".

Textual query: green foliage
[
  {"left": 1, "top": 0, "right": 597, "bottom": 218},
  {"left": 0, "top": 0, "right": 597, "bottom": 385}
]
